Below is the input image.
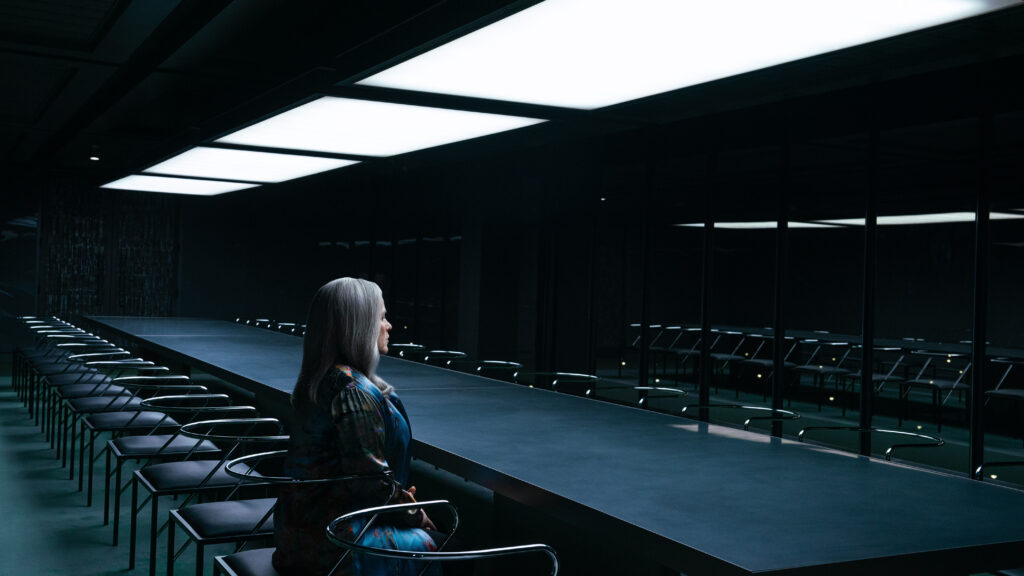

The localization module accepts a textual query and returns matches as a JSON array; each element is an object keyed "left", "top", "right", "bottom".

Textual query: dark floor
[{"left": 0, "top": 359, "right": 228, "bottom": 576}]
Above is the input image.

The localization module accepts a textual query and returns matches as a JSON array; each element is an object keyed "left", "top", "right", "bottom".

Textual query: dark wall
[
  {"left": 36, "top": 175, "right": 179, "bottom": 318},
  {"left": 0, "top": 212, "right": 38, "bottom": 354}
]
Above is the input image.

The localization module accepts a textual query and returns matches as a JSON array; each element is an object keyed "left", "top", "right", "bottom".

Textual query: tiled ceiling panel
[{"left": 0, "top": 0, "right": 126, "bottom": 52}]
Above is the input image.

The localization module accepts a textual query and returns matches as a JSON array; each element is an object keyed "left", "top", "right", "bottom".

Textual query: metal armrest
[
  {"left": 680, "top": 404, "right": 801, "bottom": 431},
  {"left": 178, "top": 418, "right": 288, "bottom": 445},
  {"left": 225, "top": 450, "right": 395, "bottom": 488},
  {"left": 327, "top": 501, "right": 558, "bottom": 576},
  {"left": 797, "top": 426, "right": 944, "bottom": 461},
  {"left": 69, "top": 350, "right": 131, "bottom": 361}
]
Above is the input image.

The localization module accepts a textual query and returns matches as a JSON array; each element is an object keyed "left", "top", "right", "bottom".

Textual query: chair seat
[
  {"left": 175, "top": 498, "right": 275, "bottom": 540},
  {"left": 845, "top": 372, "right": 905, "bottom": 382},
  {"left": 54, "top": 383, "right": 127, "bottom": 399},
  {"left": 987, "top": 389, "right": 1024, "bottom": 401},
  {"left": 43, "top": 371, "right": 106, "bottom": 385},
  {"left": 136, "top": 460, "right": 238, "bottom": 493},
  {"left": 65, "top": 395, "right": 143, "bottom": 413},
  {"left": 739, "top": 358, "right": 797, "bottom": 369},
  {"left": 710, "top": 352, "right": 744, "bottom": 361},
  {"left": 793, "top": 365, "right": 850, "bottom": 376},
  {"left": 110, "top": 435, "right": 222, "bottom": 459},
  {"left": 84, "top": 411, "right": 180, "bottom": 432},
  {"left": 35, "top": 364, "right": 99, "bottom": 377},
  {"left": 905, "top": 378, "right": 964, "bottom": 391},
  {"left": 215, "top": 547, "right": 279, "bottom": 576}
]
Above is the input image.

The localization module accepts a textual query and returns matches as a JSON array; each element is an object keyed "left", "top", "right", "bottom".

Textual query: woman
[{"left": 273, "top": 277, "right": 437, "bottom": 575}]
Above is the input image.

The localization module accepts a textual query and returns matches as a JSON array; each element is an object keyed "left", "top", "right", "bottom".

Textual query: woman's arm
[{"left": 331, "top": 384, "right": 394, "bottom": 502}]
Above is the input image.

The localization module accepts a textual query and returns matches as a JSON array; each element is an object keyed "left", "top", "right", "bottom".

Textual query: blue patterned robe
[{"left": 273, "top": 365, "right": 436, "bottom": 575}]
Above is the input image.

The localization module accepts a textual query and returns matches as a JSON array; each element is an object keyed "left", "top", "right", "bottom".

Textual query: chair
[
  {"left": 60, "top": 373, "right": 193, "bottom": 472},
  {"left": 734, "top": 335, "right": 800, "bottom": 401},
  {"left": 421, "top": 350, "right": 468, "bottom": 367},
  {"left": 514, "top": 372, "right": 598, "bottom": 397},
  {"left": 213, "top": 548, "right": 278, "bottom": 576},
  {"left": 107, "top": 393, "right": 258, "bottom": 544},
  {"left": 709, "top": 330, "right": 761, "bottom": 393},
  {"left": 75, "top": 360, "right": 179, "bottom": 501},
  {"left": 680, "top": 404, "right": 801, "bottom": 431},
  {"left": 986, "top": 358, "right": 1024, "bottom": 447},
  {"left": 389, "top": 343, "right": 427, "bottom": 360},
  {"left": 130, "top": 418, "right": 288, "bottom": 576},
  {"left": 797, "top": 426, "right": 944, "bottom": 460},
  {"left": 327, "top": 500, "right": 559, "bottom": 576},
  {"left": 447, "top": 359, "right": 523, "bottom": 382},
  {"left": 199, "top": 449, "right": 398, "bottom": 576},
  {"left": 792, "top": 340, "right": 852, "bottom": 412},
  {"left": 473, "top": 360, "right": 523, "bottom": 382},
  {"left": 899, "top": 350, "right": 971, "bottom": 432},
  {"left": 833, "top": 345, "right": 906, "bottom": 417}
]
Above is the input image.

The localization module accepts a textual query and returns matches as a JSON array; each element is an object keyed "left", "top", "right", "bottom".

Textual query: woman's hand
[{"left": 407, "top": 486, "right": 437, "bottom": 531}]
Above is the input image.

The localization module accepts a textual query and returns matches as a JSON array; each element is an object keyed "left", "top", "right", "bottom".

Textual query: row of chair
[
  {"left": 12, "top": 316, "right": 559, "bottom": 576},
  {"left": 632, "top": 324, "right": 1024, "bottom": 436}
]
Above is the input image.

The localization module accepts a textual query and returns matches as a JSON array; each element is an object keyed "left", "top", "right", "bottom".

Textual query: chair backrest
[
  {"left": 422, "top": 350, "right": 468, "bottom": 367},
  {"left": 140, "top": 394, "right": 259, "bottom": 423},
  {"left": 910, "top": 350, "right": 971, "bottom": 385},
  {"left": 513, "top": 372, "right": 598, "bottom": 396},
  {"left": 389, "top": 343, "right": 426, "bottom": 360}
]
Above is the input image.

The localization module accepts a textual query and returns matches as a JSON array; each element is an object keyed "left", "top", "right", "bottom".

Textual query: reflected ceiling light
[
  {"left": 815, "top": 212, "right": 1024, "bottom": 226},
  {"left": 143, "top": 147, "right": 358, "bottom": 183},
  {"left": 216, "top": 97, "right": 545, "bottom": 157},
  {"left": 357, "top": 0, "right": 1015, "bottom": 110},
  {"left": 675, "top": 221, "right": 839, "bottom": 229},
  {"left": 101, "top": 175, "right": 258, "bottom": 196}
]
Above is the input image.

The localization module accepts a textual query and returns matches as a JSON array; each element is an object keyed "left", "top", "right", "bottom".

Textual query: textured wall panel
[{"left": 38, "top": 175, "right": 179, "bottom": 318}]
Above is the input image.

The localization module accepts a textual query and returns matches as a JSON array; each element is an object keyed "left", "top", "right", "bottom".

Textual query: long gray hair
[{"left": 294, "top": 277, "right": 393, "bottom": 404}]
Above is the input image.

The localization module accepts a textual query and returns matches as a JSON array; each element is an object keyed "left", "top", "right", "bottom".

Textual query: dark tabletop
[{"left": 84, "top": 316, "right": 1024, "bottom": 576}]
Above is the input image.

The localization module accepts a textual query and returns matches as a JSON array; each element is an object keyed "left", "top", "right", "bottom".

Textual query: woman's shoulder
[
  {"left": 323, "top": 365, "right": 382, "bottom": 401},
  {"left": 314, "top": 365, "right": 355, "bottom": 401}
]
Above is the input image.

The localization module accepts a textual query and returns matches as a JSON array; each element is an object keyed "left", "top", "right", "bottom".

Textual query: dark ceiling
[{"left": 3, "top": 0, "right": 1024, "bottom": 220}]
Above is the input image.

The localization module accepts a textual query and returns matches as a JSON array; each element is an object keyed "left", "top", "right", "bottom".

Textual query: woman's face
[{"left": 377, "top": 299, "right": 392, "bottom": 354}]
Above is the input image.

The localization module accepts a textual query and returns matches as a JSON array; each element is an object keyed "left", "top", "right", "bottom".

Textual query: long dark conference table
[{"left": 83, "top": 316, "right": 1024, "bottom": 576}]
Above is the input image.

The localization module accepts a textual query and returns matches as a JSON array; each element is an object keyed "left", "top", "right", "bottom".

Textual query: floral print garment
[{"left": 273, "top": 365, "right": 436, "bottom": 575}]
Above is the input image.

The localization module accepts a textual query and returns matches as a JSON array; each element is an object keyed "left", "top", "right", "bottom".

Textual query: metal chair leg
[
  {"left": 150, "top": 492, "right": 160, "bottom": 576},
  {"left": 130, "top": 477, "right": 138, "bottom": 570}
]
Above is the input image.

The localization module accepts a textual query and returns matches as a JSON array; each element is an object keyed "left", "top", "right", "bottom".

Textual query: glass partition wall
[
  {"left": 981, "top": 109, "right": 1024, "bottom": 486},
  {"left": 578, "top": 105, "right": 1022, "bottom": 486}
]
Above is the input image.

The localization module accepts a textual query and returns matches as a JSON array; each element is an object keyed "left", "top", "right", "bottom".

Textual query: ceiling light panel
[
  {"left": 143, "top": 147, "right": 358, "bottom": 183},
  {"left": 216, "top": 97, "right": 545, "bottom": 157},
  {"left": 676, "top": 222, "right": 839, "bottom": 229},
  {"left": 816, "top": 212, "right": 1024, "bottom": 226},
  {"left": 358, "top": 0, "right": 1016, "bottom": 110},
  {"left": 101, "top": 175, "right": 258, "bottom": 196}
]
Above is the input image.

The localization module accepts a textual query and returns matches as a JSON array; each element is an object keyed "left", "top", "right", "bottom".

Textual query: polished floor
[{"left": 0, "top": 359, "right": 207, "bottom": 576}]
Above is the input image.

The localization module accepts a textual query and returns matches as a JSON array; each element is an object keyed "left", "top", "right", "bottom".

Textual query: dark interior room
[{"left": 3, "top": 1, "right": 1024, "bottom": 575}]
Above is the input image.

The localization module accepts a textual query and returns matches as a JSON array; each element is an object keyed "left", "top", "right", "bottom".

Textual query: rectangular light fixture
[
  {"left": 101, "top": 175, "right": 258, "bottom": 196},
  {"left": 216, "top": 96, "right": 545, "bottom": 157},
  {"left": 143, "top": 147, "right": 358, "bottom": 183},
  {"left": 357, "top": 0, "right": 1016, "bottom": 110},
  {"left": 675, "top": 222, "right": 840, "bottom": 229},
  {"left": 815, "top": 212, "right": 1024, "bottom": 226}
]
